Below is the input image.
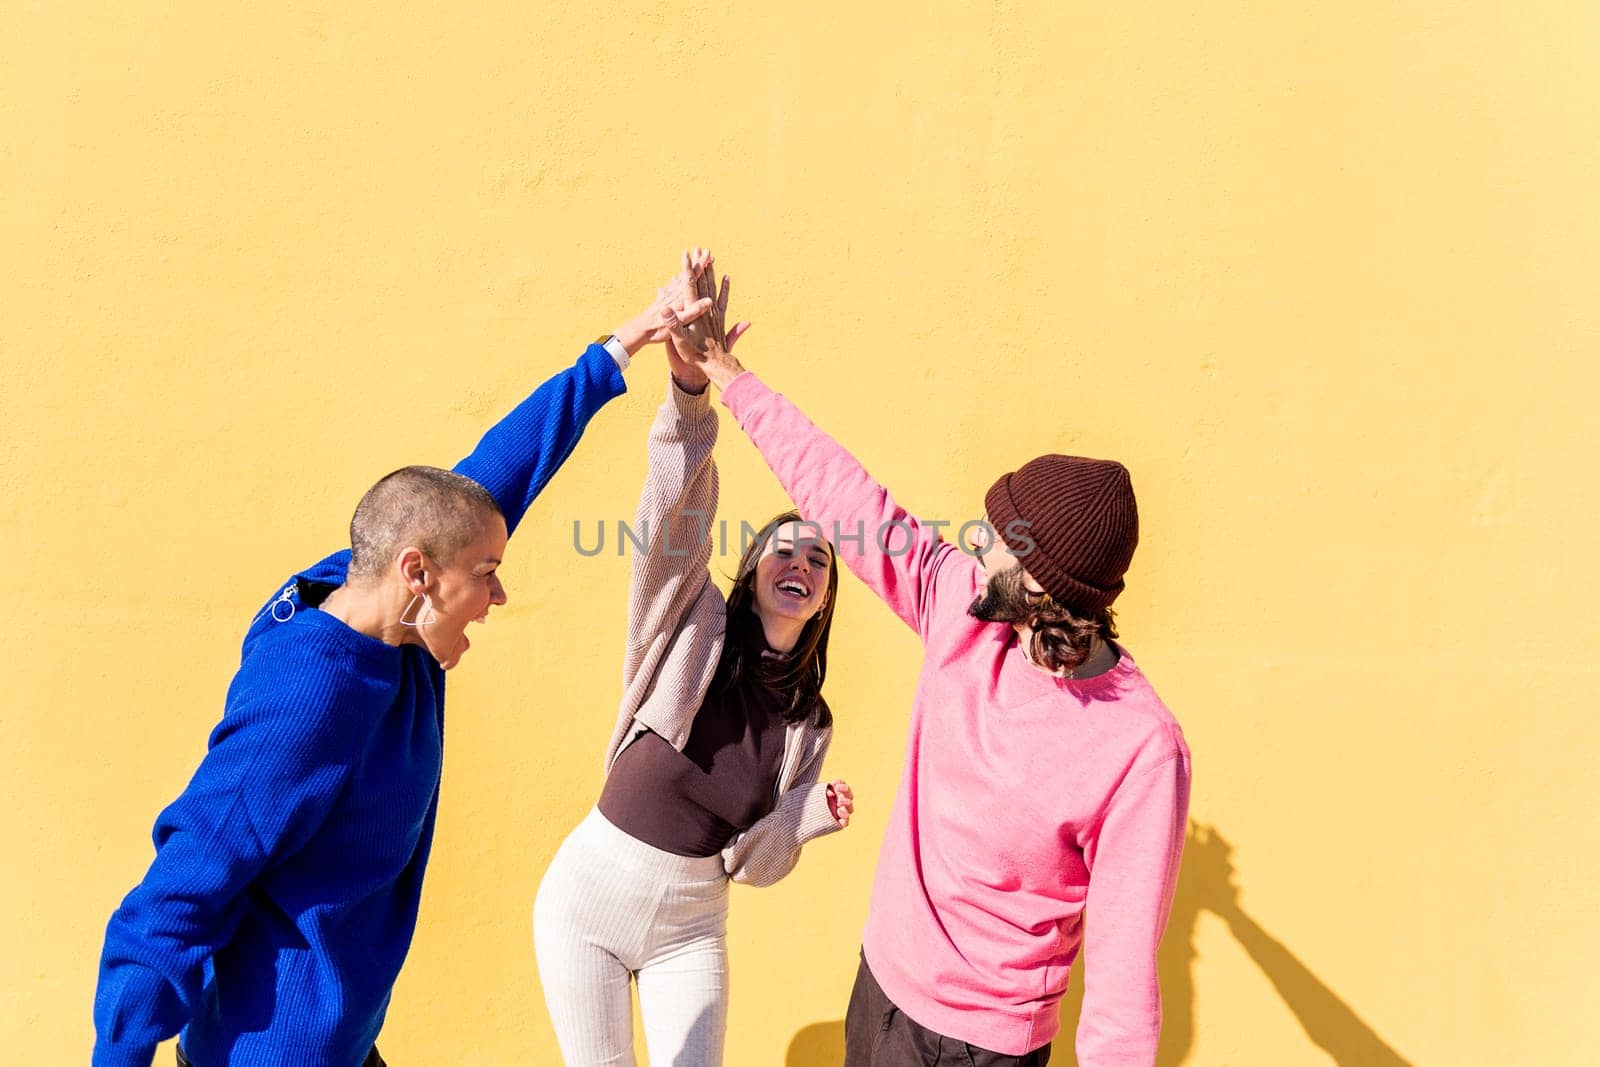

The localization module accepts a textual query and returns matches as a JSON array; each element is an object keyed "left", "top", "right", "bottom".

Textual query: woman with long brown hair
[{"left": 533, "top": 252, "right": 852, "bottom": 1067}]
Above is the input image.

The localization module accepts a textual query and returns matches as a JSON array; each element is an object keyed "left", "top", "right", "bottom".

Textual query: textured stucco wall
[{"left": 4, "top": 4, "right": 1597, "bottom": 1064}]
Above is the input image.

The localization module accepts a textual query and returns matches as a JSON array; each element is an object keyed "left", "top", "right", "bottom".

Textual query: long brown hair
[
  {"left": 1025, "top": 593, "right": 1118, "bottom": 676},
  {"left": 715, "top": 511, "right": 839, "bottom": 728}
]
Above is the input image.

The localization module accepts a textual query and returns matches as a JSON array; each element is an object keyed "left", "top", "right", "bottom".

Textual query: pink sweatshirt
[{"left": 723, "top": 373, "right": 1191, "bottom": 1063}]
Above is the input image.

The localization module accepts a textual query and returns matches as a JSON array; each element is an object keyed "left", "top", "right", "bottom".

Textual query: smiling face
[
  {"left": 751, "top": 520, "right": 833, "bottom": 635},
  {"left": 717, "top": 511, "right": 840, "bottom": 727},
  {"left": 412, "top": 513, "right": 509, "bottom": 670}
]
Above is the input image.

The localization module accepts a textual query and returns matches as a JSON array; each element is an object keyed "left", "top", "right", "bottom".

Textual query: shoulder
[
  {"left": 1100, "top": 654, "right": 1189, "bottom": 769},
  {"left": 296, "top": 549, "right": 353, "bottom": 587},
  {"left": 227, "top": 617, "right": 399, "bottom": 752},
  {"left": 921, "top": 544, "right": 987, "bottom": 636},
  {"left": 242, "top": 553, "right": 352, "bottom": 643},
  {"left": 929, "top": 541, "right": 977, "bottom": 592}
]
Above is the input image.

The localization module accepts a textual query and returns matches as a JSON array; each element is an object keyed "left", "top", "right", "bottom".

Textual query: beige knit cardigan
[{"left": 601, "top": 379, "right": 841, "bottom": 887}]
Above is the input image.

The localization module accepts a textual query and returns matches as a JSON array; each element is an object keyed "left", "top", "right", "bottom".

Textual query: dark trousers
[
  {"left": 177, "top": 1045, "right": 386, "bottom": 1067},
  {"left": 844, "top": 953, "right": 1052, "bottom": 1067}
]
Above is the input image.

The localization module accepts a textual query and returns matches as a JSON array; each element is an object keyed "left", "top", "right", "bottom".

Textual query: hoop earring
[{"left": 400, "top": 592, "right": 437, "bottom": 628}]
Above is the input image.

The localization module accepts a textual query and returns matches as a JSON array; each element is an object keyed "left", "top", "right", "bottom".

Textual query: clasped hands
[{"left": 617, "top": 248, "right": 751, "bottom": 394}]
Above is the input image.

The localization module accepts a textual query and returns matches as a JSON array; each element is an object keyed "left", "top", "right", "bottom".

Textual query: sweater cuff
[
  {"left": 661, "top": 374, "right": 717, "bottom": 448},
  {"left": 719, "top": 370, "right": 766, "bottom": 419},
  {"left": 582, "top": 342, "right": 630, "bottom": 399},
  {"left": 669, "top": 375, "right": 715, "bottom": 413},
  {"left": 796, "top": 780, "right": 845, "bottom": 844}
]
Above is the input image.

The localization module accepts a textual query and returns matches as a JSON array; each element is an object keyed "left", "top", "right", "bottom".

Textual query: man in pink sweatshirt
[{"left": 665, "top": 299, "right": 1191, "bottom": 1066}]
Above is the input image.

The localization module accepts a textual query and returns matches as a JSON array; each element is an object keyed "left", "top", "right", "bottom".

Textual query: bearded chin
[
  {"left": 968, "top": 565, "right": 1029, "bottom": 623},
  {"left": 968, "top": 589, "right": 1007, "bottom": 622}
]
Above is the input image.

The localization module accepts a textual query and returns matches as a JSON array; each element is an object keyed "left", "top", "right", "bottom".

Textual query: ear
[
  {"left": 395, "top": 546, "right": 428, "bottom": 592},
  {"left": 1020, "top": 566, "right": 1049, "bottom": 600}
]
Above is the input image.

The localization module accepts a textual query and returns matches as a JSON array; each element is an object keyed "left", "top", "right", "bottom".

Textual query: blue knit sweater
[{"left": 92, "top": 344, "right": 626, "bottom": 1067}]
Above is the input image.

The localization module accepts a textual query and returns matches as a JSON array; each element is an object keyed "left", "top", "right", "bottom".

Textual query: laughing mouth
[{"left": 777, "top": 579, "right": 811, "bottom": 600}]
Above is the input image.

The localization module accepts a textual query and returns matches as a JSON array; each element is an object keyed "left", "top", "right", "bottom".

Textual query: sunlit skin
[
  {"left": 752, "top": 522, "right": 831, "bottom": 652},
  {"left": 404, "top": 518, "right": 510, "bottom": 670},
  {"left": 610, "top": 249, "right": 717, "bottom": 357},
  {"left": 321, "top": 513, "right": 509, "bottom": 671}
]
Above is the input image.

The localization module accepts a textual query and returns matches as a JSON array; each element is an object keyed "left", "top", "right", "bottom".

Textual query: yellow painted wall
[{"left": 4, "top": 3, "right": 1596, "bottom": 1064}]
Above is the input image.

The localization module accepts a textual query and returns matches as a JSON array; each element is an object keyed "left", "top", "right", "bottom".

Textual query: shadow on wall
[
  {"left": 1059, "top": 823, "right": 1416, "bottom": 1067},
  {"left": 787, "top": 1021, "right": 845, "bottom": 1066},
  {"left": 785, "top": 824, "right": 1415, "bottom": 1067}
]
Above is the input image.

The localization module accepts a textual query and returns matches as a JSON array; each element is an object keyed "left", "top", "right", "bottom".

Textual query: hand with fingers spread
[
  {"left": 664, "top": 249, "right": 717, "bottom": 392},
  {"left": 611, "top": 249, "right": 716, "bottom": 358},
  {"left": 663, "top": 250, "right": 751, "bottom": 393},
  {"left": 689, "top": 248, "right": 728, "bottom": 349},
  {"left": 826, "top": 780, "right": 855, "bottom": 829}
]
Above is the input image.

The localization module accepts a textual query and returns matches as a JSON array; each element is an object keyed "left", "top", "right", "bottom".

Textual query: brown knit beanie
[{"left": 984, "top": 454, "right": 1139, "bottom": 613}]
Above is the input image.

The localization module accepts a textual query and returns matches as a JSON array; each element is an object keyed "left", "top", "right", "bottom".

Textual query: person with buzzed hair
[
  {"left": 347, "top": 465, "right": 503, "bottom": 579},
  {"left": 91, "top": 256, "right": 716, "bottom": 1067}
]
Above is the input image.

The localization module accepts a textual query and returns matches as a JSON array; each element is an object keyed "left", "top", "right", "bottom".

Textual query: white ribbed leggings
[{"left": 534, "top": 808, "right": 731, "bottom": 1067}]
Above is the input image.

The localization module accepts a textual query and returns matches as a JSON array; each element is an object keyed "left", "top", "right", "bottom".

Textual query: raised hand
[
  {"left": 664, "top": 327, "right": 710, "bottom": 392},
  {"left": 612, "top": 250, "right": 715, "bottom": 358},
  {"left": 663, "top": 251, "right": 751, "bottom": 392},
  {"left": 690, "top": 250, "right": 727, "bottom": 349}
]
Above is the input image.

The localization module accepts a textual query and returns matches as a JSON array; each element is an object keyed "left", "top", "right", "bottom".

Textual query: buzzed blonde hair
[{"left": 347, "top": 466, "right": 502, "bottom": 581}]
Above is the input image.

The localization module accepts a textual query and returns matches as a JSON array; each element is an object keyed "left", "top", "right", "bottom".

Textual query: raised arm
[
  {"left": 613, "top": 373, "right": 721, "bottom": 734},
  {"left": 664, "top": 305, "right": 957, "bottom": 638},
  {"left": 454, "top": 255, "right": 715, "bottom": 536},
  {"left": 607, "top": 259, "right": 753, "bottom": 766},
  {"left": 451, "top": 344, "right": 627, "bottom": 536}
]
